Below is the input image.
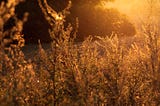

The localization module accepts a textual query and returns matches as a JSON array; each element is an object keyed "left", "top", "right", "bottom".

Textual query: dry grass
[{"left": 1, "top": 0, "right": 160, "bottom": 105}]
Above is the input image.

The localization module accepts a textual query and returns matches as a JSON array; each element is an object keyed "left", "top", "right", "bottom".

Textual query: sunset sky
[{"left": 102, "top": 0, "right": 160, "bottom": 24}]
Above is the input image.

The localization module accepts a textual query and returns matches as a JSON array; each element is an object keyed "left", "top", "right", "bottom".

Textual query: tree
[
  {"left": 69, "top": 4, "right": 136, "bottom": 41},
  {"left": 15, "top": 0, "right": 135, "bottom": 43}
]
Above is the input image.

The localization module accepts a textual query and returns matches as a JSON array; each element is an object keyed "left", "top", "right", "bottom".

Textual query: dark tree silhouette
[{"left": 16, "top": 0, "right": 51, "bottom": 44}]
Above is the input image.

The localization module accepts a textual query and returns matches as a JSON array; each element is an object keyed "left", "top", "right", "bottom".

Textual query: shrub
[{"left": 1, "top": 0, "right": 160, "bottom": 105}]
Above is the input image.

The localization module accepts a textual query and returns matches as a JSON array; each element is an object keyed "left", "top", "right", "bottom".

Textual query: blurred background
[{"left": 14, "top": 0, "right": 137, "bottom": 44}]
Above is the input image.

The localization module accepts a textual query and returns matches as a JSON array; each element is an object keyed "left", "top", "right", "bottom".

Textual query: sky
[{"left": 101, "top": 0, "right": 160, "bottom": 24}]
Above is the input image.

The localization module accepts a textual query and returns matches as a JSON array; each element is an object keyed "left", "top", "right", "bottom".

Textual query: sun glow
[
  {"left": 55, "top": 14, "right": 63, "bottom": 20},
  {"left": 102, "top": 0, "right": 159, "bottom": 20},
  {"left": 101, "top": 0, "right": 145, "bottom": 20}
]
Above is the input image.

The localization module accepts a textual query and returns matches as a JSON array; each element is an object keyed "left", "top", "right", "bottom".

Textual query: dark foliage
[{"left": 15, "top": 0, "right": 135, "bottom": 43}]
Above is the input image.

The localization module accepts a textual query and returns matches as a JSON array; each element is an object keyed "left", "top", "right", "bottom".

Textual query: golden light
[
  {"left": 99, "top": 0, "right": 160, "bottom": 27},
  {"left": 55, "top": 14, "right": 63, "bottom": 21},
  {"left": 101, "top": 0, "right": 145, "bottom": 21}
]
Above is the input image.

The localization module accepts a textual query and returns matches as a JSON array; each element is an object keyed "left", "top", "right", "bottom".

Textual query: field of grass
[{"left": 1, "top": 0, "right": 160, "bottom": 106}]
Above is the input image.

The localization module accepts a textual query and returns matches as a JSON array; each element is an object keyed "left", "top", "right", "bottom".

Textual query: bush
[{"left": 1, "top": 0, "right": 160, "bottom": 105}]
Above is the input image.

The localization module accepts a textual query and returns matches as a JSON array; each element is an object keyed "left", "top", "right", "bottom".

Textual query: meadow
[{"left": 0, "top": 0, "right": 160, "bottom": 105}]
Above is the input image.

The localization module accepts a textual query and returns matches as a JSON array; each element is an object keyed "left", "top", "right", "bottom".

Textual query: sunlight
[
  {"left": 2, "top": 0, "right": 160, "bottom": 105},
  {"left": 55, "top": 14, "right": 63, "bottom": 20},
  {"left": 101, "top": 0, "right": 145, "bottom": 20},
  {"left": 100, "top": 0, "right": 160, "bottom": 28}
]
